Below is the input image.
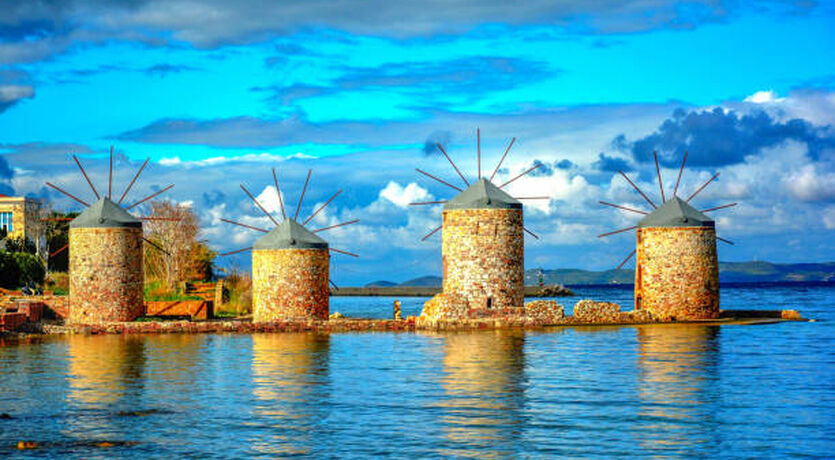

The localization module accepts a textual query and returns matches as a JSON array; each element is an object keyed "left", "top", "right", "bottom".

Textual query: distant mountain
[
  {"left": 364, "top": 280, "right": 397, "bottom": 287},
  {"left": 525, "top": 261, "right": 835, "bottom": 285},
  {"left": 377, "top": 261, "right": 835, "bottom": 288},
  {"left": 400, "top": 276, "right": 443, "bottom": 287}
]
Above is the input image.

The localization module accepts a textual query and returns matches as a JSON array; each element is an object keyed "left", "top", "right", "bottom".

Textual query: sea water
[{"left": 0, "top": 283, "right": 832, "bottom": 458}]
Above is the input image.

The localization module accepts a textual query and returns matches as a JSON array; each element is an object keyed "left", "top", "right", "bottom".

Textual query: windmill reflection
[
  {"left": 435, "top": 330, "right": 527, "bottom": 457},
  {"left": 250, "top": 333, "right": 330, "bottom": 456},
  {"left": 67, "top": 334, "right": 146, "bottom": 406},
  {"left": 636, "top": 324, "right": 720, "bottom": 455},
  {"left": 64, "top": 334, "right": 147, "bottom": 441}
]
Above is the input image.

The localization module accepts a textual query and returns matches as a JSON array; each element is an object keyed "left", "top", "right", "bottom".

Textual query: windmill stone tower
[
  {"left": 442, "top": 178, "right": 524, "bottom": 311},
  {"left": 413, "top": 130, "right": 547, "bottom": 321},
  {"left": 220, "top": 168, "right": 358, "bottom": 323},
  {"left": 252, "top": 219, "right": 330, "bottom": 322},
  {"left": 69, "top": 198, "right": 145, "bottom": 323},
  {"left": 599, "top": 152, "right": 733, "bottom": 322},
  {"left": 47, "top": 148, "right": 173, "bottom": 324},
  {"left": 635, "top": 197, "right": 719, "bottom": 320}
]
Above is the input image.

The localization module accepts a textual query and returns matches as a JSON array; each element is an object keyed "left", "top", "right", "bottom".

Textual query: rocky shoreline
[{"left": 2, "top": 299, "right": 805, "bottom": 337}]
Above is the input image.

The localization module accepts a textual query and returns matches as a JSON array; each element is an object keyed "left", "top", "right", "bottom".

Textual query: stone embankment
[{"left": 1, "top": 297, "right": 806, "bottom": 335}]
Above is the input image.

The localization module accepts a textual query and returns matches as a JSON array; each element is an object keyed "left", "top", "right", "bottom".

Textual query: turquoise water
[{"left": 0, "top": 284, "right": 833, "bottom": 458}]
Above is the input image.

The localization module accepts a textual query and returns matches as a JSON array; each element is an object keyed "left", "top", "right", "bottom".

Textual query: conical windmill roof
[
  {"left": 638, "top": 196, "right": 714, "bottom": 228},
  {"left": 254, "top": 218, "right": 328, "bottom": 250},
  {"left": 444, "top": 178, "right": 522, "bottom": 210},
  {"left": 70, "top": 197, "right": 142, "bottom": 228}
]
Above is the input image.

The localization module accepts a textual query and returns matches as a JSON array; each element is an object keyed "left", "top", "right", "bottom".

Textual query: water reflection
[
  {"left": 636, "top": 325, "right": 720, "bottom": 456},
  {"left": 67, "top": 335, "right": 146, "bottom": 406},
  {"left": 435, "top": 330, "right": 527, "bottom": 457},
  {"left": 250, "top": 333, "right": 330, "bottom": 456}
]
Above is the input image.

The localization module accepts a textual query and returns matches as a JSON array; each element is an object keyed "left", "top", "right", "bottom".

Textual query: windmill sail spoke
[
  {"left": 303, "top": 189, "right": 342, "bottom": 225},
  {"left": 50, "top": 243, "right": 69, "bottom": 258},
  {"left": 330, "top": 247, "right": 359, "bottom": 257},
  {"left": 673, "top": 151, "right": 688, "bottom": 197},
  {"left": 312, "top": 219, "right": 360, "bottom": 233},
  {"left": 329, "top": 279, "right": 340, "bottom": 291},
  {"left": 295, "top": 169, "right": 312, "bottom": 221},
  {"left": 619, "top": 171, "right": 657, "bottom": 209},
  {"left": 687, "top": 172, "right": 720, "bottom": 202},
  {"left": 219, "top": 246, "right": 253, "bottom": 256},
  {"left": 599, "top": 201, "right": 649, "bottom": 215},
  {"left": 717, "top": 236, "right": 734, "bottom": 245},
  {"left": 118, "top": 158, "right": 149, "bottom": 205},
  {"left": 142, "top": 237, "right": 171, "bottom": 255},
  {"left": 240, "top": 184, "right": 279, "bottom": 226},
  {"left": 499, "top": 162, "right": 542, "bottom": 189},
  {"left": 654, "top": 151, "right": 665, "bottom": 203},
  {"left": 140, "top": 217, "right": 182, "bottom": 221},
  {"left": 416, "top": 168, "right": 462, "bottom": 192},
  {"left": 523, "top": 226, "right": 539, "bottom": 239},
  {"left": 220, "top": 218, "right": 269, "bottom": 233},
  {"left": 46, "top": 182, "right": 90, "bottom": 207},
  {"left": 126, "top": 184, "right": 174, "bottom": 210},
  {"left": 701, "top": 203, "right": 737, "bottom": 213},
  {"left": 108, "top": 146, "right": 114, "bottom": 199},
  {"left": 436, "top": 143, "right": 470, "bottom": 187},
  {"left": 272, "top": 167, "right": 287, "bottom": 221},
  {"left": 421, "top": 225, "right": 442, "bottom": 241},
  {"left": 72, "top": 155, "right": 99, "bottom": 200},
  {"left": 598, "top": 225, "right": 638, "bottom": 238},
  {"left": 477, "top": 128, "right": 481, "bottom": 180},
  {"left": 616, "top": 249, "right": 636, "bottom": 270},
  {"left": 409, "top": 201, "right": 447, "bottom": 205},
  {"left": 515, "top": 196, "right": 550, "bottom": 200},
  {"left": 490, "top": 137, "right": 516, "bottom": 181}
]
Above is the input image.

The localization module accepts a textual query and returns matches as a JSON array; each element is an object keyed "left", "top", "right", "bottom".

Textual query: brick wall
[
  {"left": 69, "top": 227, "right": 144, "bottom": 323},
  {"left": 441, "top": 208, "right": 524, "bottom": 311},
  {"left": 252, "top": 248, "right": 329, "bottom": 322},
  {"left": 635, "top": 227, "right": 719, "bottom": 320}
]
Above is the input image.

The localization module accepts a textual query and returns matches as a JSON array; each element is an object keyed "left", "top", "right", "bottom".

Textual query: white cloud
[
  {"left": 744, "top": 90, "right": 784, "bottom": 104},
  {"left": 783, "top": 164, "right": 835, "bottom": 202},
  {"left": 379, "top": 181, "right": 431, "bottom": 208},
  {"left": 255, "top": 185, "right": 286, "bottom": 216},
  {"left": 823, "top": 206, "right": 835, "bottom": 230}
]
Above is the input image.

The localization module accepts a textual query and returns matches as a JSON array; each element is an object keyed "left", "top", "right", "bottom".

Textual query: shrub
[{"left": 0, "top": 250, "right": 46, "bottom": 289}]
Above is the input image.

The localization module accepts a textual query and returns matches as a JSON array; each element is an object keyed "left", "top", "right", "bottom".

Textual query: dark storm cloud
[
  {"left": 529, "top": 160, "right": 554, "bottom": 177},
  {"left": 593, "top": 153, "right": 632, "bottom": 172},
  {"left": 0, "top": 85, "right": 34, "bottom": 113},
  {"left": 0, "top": 1, "right": 813, "bottom": 63},
  {"left": 423, "top": 131, "right": 452, "bottom": 156},
  {"left": 0, "top": 155, "right": 14, "bottom": 195},
  {"left": 622, "top": 107, "right": 835, "bottom": 167},
  {"left": 556, "top": 159, "right": 574, "bottom": 169},
  {"left": 253, "top": 56, "right": 554, "bottom": 107},
  {"left": 145, "top": 63, "right": 201, "bottom": 77}
]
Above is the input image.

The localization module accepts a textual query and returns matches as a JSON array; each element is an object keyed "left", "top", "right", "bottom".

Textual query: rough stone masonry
[
  {"left": 252, "top": 248, "right": 330, "bottom": 322},
  {"left": 635, "top": 226, "right": 719, "bottom": 321},
  {"left": 442, "top": 207, "right": 524, "bottom": 312},
  {"left": 69, "top": 227, "right": 144, "bottom": 323}
]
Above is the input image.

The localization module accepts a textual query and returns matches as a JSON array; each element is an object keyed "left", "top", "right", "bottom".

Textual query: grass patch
[{"left": 143, "top": 280, "right": 202, "bottom": 302}]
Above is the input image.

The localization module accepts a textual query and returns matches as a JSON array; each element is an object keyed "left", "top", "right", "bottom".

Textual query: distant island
[{"left": 365, "top": 261, "right": 835, "bottom": 287}]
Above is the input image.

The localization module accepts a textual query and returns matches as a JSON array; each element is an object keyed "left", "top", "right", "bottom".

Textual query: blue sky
[{"left": 1, "top": 1, "right": 834, "bottom": 284}]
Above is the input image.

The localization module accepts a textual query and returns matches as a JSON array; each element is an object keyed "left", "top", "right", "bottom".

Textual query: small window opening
[{"left": 486, "top": 297, "right": 493, "bottom": 309}]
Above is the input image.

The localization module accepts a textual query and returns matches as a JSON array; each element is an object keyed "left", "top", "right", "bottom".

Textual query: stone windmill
[
  {"left": 411, "top": 129, "right": 548, "bottom": 318},
  {"left": 45, "top": 148, "right": 174, "bottom": 323},
  {"left": 220, "top": 168, "right": 358, "bottom": 322},
  {"left": 599, "top": 152, "right": 736, "bottom": 321}
]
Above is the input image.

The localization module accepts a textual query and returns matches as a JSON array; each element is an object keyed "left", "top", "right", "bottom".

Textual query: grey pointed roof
[
  {"left": 254, "top": 218, "right": 328, "bottom": 250},
  {"left": 444, "top": 178, "right": 522, "bottom": 210},
  {"left": 70, "top": 197, "right": 142, "bottom": 228},
  {"left": 638, "top": 196, "right": 714, "bottom": 228}
]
